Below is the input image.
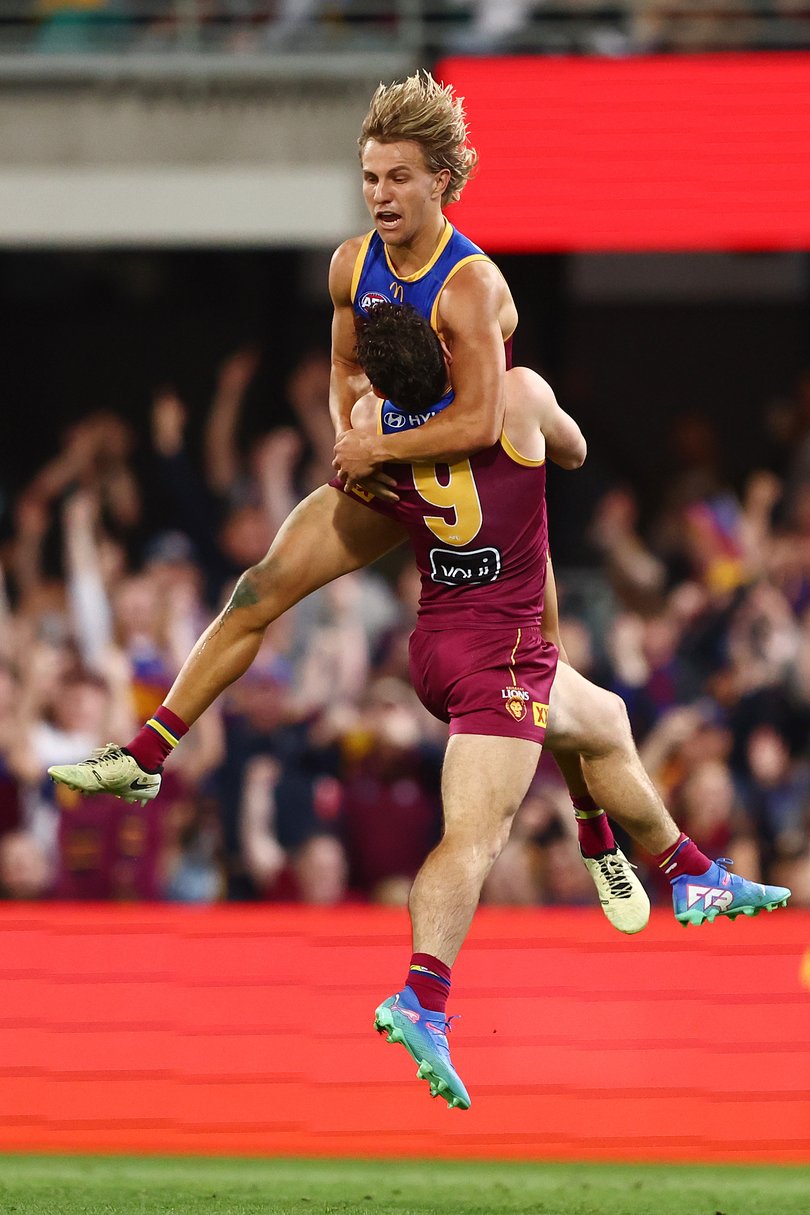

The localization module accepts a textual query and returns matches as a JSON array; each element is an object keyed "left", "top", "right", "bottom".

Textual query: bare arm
[
  {"left": 329, "top": 239, "right": 371, "bottom": 435},
  {"left": 536, "top": 378, "right": 587, "bottom": 470},
  {"left": 239, "top": 756, "right": 286, "bottom": 890},
  {"left": 540, "top": 552, "right": 568, "bottom": 661},
  {"left": 204, "top": 348, "right": 260, "bottom": 497},
  {"left": 63, "top": 489, "right": 113, "bottom": 671},
  {"left": 334, "top": 260, "right": 511, "bottom": 476}
]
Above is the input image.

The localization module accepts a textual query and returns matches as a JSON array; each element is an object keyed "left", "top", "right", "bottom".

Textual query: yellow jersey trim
[
  {"left": 500, "top": 431, "right": 546, "bottom": 468},
  {"left": 350, "top": 231, "right": 374, "bottom": 303},
  {"left": 428, "top": 252, "right": 492, "bottom": 332},
  {"left": 384, "top": 219, "right": 454, "bottom": 283},
  {"left": 376, "top": 398, "right": 383, "bottom": 436}
]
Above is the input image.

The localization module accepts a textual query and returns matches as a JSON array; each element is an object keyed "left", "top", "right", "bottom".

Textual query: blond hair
[{"left": 358, "top": 70, "right": 478, "bottom": 206}]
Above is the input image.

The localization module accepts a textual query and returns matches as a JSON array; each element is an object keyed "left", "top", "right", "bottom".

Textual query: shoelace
[
  {"left": 714, "top": 857, "right": 737, "bottom": 885},
  {"left": 425, "top": 1013, "right": 459, "bottom": 1037},
  {"left": 597, "top": 852, "right": 636, "bottom": 899},
  {"left": 87, "top": 744, "right": 125, "bottom": 767}
]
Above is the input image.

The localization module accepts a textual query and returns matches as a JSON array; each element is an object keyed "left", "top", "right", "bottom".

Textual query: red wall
[
  {"left": 1, "top": 905, "right": 808, "bottom": 1162},
  {"left": 438, "top": 55, "right": 810, "bottom": 251}
]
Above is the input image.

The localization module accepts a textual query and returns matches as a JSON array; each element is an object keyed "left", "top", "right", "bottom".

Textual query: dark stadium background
[{"left": 4, "top": 246, "right": 808, "bottom": 554}]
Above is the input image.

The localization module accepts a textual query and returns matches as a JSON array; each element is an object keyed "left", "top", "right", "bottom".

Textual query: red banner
[
  {"left": 437, "top": 55, "right": 810, "bottom": 251},
  {"left": 0, "top": 905, "right": 808, "bottom": 1161}
]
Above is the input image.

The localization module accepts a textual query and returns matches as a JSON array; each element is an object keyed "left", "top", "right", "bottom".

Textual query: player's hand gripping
[{"left": 333, "top": 430, "right": 399, "bottom": 502}]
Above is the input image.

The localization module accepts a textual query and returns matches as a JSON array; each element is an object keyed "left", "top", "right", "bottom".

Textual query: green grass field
[{"left": 0, "top": 1156, "right": 807, "bottom": 1215}]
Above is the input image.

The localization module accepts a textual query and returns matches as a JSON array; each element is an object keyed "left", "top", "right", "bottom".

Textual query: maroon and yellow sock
[
  {"left": 406, "top": 952, "right": 451, "bottom": 1015},
  {"left": 573, "top": 794, "right": 616, "bottom": 858},
  {"left": 126, "top": 705, "right": 188, "bottom": 774},
  {"left": 653, "top": 833, "right": 711, "bottom": 881}
]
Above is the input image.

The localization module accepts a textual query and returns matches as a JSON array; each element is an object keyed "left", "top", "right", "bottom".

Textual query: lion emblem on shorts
[{"left": 502, "top": 685, "right": 529, "bottom": 722}]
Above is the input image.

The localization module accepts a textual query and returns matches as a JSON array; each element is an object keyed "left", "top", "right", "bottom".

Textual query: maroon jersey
[{"left": 349, "top": 429, "right": 548, "bottom": 628}]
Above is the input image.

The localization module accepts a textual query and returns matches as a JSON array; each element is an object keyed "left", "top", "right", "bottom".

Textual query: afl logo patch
[
  {"left": 384, "top": 412, "right": 406, "bottom": 429},
  {"left": 360, "top": 291, "right": 389, "bottom": 312}
]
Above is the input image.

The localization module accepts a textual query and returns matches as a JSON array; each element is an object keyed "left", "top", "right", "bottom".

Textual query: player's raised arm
[
  {"left": 534, "top": 375, "right": 587, "bottom": 470},
  {"left": 328, "top": 238, "right": 371, "bottom": 436}
]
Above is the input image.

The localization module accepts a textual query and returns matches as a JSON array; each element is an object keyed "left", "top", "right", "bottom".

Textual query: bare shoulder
[
  {"left": 502, "top": 367, "right": 547, "bottom": 462},
  {"left": 329, "top": 234, "right": 369, "bottom": 304},
  {"left": 437, "top": 257, "right": 518, "bottom": 339},
  {"left": 439, "top": 257, "right": 507, "bottom": 311},
  {"left": 506, "top": 367, "right": 556, "bottom": 411},
  {"left": 505, "top": 368, "right": 586, "bottom": 469},
  {"left": 350, "top": 390, "right": 379, "bottom": 433}
]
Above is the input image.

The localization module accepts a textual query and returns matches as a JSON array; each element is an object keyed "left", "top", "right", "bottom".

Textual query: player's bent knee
[
  {"left": 551, "top": 680, "right": 632, "bottom": 758},
  {"left": 582, "top": 692, "right": 631, "bottom": 755},
  {"left": 224, "top": 560, "right": 286, "bottom": 629},
  {"left": 442, "top": 812, "right": 516, "bottom": 871},
  {"left": 603, "top": 691, "right": 633, "bottom": 748}
]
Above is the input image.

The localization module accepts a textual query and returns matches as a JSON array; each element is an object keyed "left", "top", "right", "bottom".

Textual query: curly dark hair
[{"left": 355, "top": 303, "right": 447, "bottom": 413}]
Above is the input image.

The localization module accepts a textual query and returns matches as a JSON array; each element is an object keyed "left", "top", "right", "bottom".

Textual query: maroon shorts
[{"left": 409, "top": 623, "right": 559, "bottom": 743}]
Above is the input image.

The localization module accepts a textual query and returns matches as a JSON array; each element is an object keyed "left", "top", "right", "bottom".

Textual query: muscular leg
[
  {"left": 409, "top": 733, "right": 541, "bottom": 967},
  {"left": 552, "top": 748, "right": 589, "bottom": 800},
  {"left": 546, "top": 662, "right": 791, "bottom": 926},
  {"left": 541, "top": 556, "right": 616, "bottom": 858},
  {"left": 545, "top": 662, "right": 679, "bottom": 856},
  {"left": 164, "top": 487, "right": 406, "bottom": 726}
]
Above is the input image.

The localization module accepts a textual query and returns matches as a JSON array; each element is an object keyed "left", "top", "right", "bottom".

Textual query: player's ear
[
  {"left": 439, "top": 336, "right": 453, "bottom": 367},
  {"left": 432, "top": 169, "right": 451, "bottom": 200}
]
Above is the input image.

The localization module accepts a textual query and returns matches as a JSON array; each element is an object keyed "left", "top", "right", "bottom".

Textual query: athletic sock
[
  {"left": 653, "top": 833, "right": 712, "bottom": 881},
  {"left": 125, "top": 705, "right": 188, "bottom": 774},
  {"left": 572, "top": 794, "right": 616, "bottom": 858},
  {"left": 406, "top": 953, "right": 451, "bottom": 1015}
]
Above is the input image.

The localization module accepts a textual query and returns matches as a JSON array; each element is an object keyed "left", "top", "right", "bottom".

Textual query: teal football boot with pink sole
[
  {"left": 672, "top": 857, "right": 791, "bottom": 926},
  {"left": 374, "top": 987, "right": 471, "bottom": 1110}
]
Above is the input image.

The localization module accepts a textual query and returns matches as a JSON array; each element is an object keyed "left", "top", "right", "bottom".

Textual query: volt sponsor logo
[{"left": 429, "top": 546, "right": 501, "bottom": 587}]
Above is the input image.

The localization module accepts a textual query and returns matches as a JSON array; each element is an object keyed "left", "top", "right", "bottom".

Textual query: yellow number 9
[{"left": 413, "top": 460, "right": 483, "bottom": 547}]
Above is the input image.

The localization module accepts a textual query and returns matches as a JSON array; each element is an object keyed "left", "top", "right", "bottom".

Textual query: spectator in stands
[
  {"left": 336, "top": 676, "right": 443, "bottom": 905},
  {"left": 4, "top": 307, "right": 810, "bottom": 909},
  {"left": 0, "top": 829, "right": 49, "bottom": 899},
  {"left": 740, "top": 724, "right": 810, "bottom": 873}
]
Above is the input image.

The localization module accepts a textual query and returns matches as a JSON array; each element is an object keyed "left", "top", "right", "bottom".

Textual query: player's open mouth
[{"left": 376, "top": 211, "right": 401, "bottom": 229}]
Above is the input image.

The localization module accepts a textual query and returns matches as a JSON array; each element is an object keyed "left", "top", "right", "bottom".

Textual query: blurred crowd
[
  {"left": 11, "top": 1, "right": 810, "bottom": 57},
  {"left": 1, "top": 346, "right": 809, "bottom": 910}
]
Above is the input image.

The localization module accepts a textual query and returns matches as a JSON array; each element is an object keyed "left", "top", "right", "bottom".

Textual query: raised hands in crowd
[{"left": 1, "top": 354, "right": 809, "bottom": 905}]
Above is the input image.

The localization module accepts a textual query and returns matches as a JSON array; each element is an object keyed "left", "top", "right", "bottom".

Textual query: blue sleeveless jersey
[
  {"left": 351, "top": 221, "right": 491, "bottom": 334},
  {"left": 380, "top": 388, "right": 455, "bottom": 435}
]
